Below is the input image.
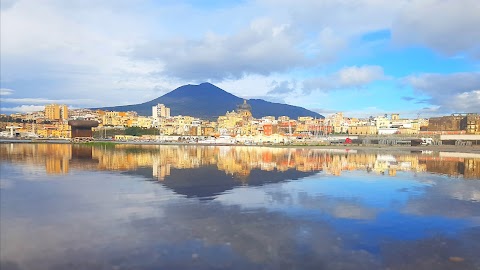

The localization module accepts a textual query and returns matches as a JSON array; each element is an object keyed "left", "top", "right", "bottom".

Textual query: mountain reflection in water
[{"left": 1, "top": 143, "right": 479, "bottom": 270}]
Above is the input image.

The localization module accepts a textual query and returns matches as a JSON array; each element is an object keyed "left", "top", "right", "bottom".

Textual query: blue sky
[{"left": 1, "top": 0, "right": 479, "bottom": 117}]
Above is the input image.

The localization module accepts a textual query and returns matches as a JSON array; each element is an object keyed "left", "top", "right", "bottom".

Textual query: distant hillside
[{"left": 96, "top": 83, "right": 323, "bottom": 120}]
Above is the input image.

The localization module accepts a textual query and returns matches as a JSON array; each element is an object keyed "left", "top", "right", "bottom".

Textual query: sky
[{"left": 0, "top": 0, "right": 479, "bottom": 118}]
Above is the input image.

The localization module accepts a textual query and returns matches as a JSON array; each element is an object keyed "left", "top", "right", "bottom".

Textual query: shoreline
[{"left": 1, "top": 139, "right": 480, "bottom": 154}]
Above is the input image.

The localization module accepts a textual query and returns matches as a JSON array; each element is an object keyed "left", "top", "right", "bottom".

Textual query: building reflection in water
[{"left": 0, "top": 144, "right": 479, "bottom": 180}]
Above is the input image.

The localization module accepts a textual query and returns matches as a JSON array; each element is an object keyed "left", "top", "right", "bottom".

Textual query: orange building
[{"left": 263, "top": 124, "right": 273, "bottom": 136}]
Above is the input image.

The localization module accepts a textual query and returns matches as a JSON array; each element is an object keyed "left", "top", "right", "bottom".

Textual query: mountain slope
[{"left": 97, "top": 83, "right": 323, "bottom": 119}]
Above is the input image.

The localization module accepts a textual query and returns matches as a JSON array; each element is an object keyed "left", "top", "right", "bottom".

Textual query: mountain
[{"left": 96, "top": 83, "right": 323, "bottom": 119}]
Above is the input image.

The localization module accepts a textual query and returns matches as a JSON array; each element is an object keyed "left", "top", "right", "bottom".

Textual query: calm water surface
[{"left": 1, "top": 143, "right": 479, "bottom": 270}]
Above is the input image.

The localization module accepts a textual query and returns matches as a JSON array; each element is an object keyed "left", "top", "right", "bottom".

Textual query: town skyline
[
  {"left": 1, "top": 0, "right": 479, "bottom": 118},
  {"left": 2, "top": 99, "right": 479, "bottom": 141}
]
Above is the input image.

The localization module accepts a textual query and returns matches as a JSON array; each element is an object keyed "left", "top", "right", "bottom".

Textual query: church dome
[{"left": 237, "top": 100, "right": 252, "bottom": 112}]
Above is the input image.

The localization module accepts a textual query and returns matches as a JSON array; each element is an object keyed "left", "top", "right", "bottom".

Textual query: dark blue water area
[
  {"left": 213, "top": 170, "right": 480, "bottom": 260},
  {"left": 2, "top": 150, "right": 480, "bottom": 270}
]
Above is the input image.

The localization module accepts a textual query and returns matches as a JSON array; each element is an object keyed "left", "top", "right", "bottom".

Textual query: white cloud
[
  {"left": 405, "top": 72, "right": 480, "bottom": 96},
  {"left": 448, "top": 90, "right": 480, "bottom": 112},
  {"left": 0, "top": 0, "right": 163, "bottom": 106},
  {"left": 314, "top": 27, "right": 347, "bottom": 62},
  {"left": 337, "top": 65, "right": 386, "bottom": 87},
  {"left": 0, "top": 88, "right": 14, "bottom": 96},
  {"left": 0, "top": 0, "right": 478, "bottom": 113},
  {"left": 0, "top": 105, "right": 44, "bottom": 113},
  {"left": 303, "top": 65, "right": 386, "bottom": 93},
  {"left": 392, "top": 0, "right": 480, "bottom": 57},
  {"left": 404, "top": 72, "right": 480, "bottom": 113},
  {"left": 260, "top": 0, "right": 403, "bottom": 37},
  {"left": 131, "top": 18, "right": 309, "bottom": 81},
  {"left": 216, "top": 74, "right": 285, "bottom": 98}
]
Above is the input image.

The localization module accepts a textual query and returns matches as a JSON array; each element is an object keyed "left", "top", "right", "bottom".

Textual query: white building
[{"left": 152, "top": 103, "right": 170, "bottom": 118}]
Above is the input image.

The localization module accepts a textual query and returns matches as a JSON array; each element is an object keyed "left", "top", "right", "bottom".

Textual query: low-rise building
[
  {"left": 428, "top": 113, "right": 480, "bottom": 134},
  {"left": 348, "top": 125, "right": 377, "bottom": 135}
]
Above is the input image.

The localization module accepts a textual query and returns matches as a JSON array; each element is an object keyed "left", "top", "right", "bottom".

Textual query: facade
[
  {"left": 263, "top": 124, "right": 273, "bottom": 136},
  {"left": 217, "top": 100, "right": 255, "bottom": 136},
  {"left": 327, "top": 113, "right": 347, "bottom": 134},
  {"left": 428, "top": 113, "right": 480, "bottom": 134},
  {"left": 348, "top": 125, "right": 377, "bottom": 135},
  {"left": 278, "top": 116, "right": 290, "bottom": 122},
  {"left": 465, "top": 114, "right": 480, "bottom": 134},
  {"left": 68, "top": 120, "right": 99, "bottom": 138},
  {"left": 6, "top": 103, "right": 480, "bottom": 142},
  {"left": 133, "top": 116, "right": 153, "bottom": 128},
  {"left": 375, "top": 116, "right": 391, "bottom": 129},
  {"left": 102, "top": 111, "right": 137, "bottom": 127},
  {"left": 45, "top": 104, "right": 68, "bottom": 121},
  {"left": 152, "top": 103, "right": 170, "bottom": 118}
]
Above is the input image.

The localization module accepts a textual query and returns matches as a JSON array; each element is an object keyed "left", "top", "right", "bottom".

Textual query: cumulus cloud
[
  {"left": 303, "top": 65, "right": 386, "bottom": 93},
  {"left": 307, "top": 27, "right": 347, "bottom": 63},
  {"left": 337, "top": 65, "right": 386, "bottom": 87},
  {"left": 261, "top": 0, "right": 403, "bottom": 37},
  {"left": 266, "top": 0, "right": 480, "bottom": 58},
  {"left": 448, "top": 90, "right": 480, "bottom": 112},
  {"left": 131, "top": 19, "right": 309, "bottom": 81},
  {"left": 1, "top": 0, "right": 478, "bottom": 113},
  {"left": 0, "top": 88, "right": 14, "bottom": 96},
  {"left": 404, "top": 72, "right": 480, "bottom": 113},
  {"left": 392, "top": 0, "right": 480, "bottom": 58},
  {"left": 0, "top": 0, "right": 166, "bottom": 106}
]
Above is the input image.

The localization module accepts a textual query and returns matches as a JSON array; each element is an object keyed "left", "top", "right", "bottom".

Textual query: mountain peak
[{"left": 96, "top": 83, "right": 323, "bottom": 120}]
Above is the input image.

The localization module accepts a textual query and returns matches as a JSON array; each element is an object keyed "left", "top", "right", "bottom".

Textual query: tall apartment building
[
  {"left": 152, "top": 104, "right": 170, "bottom": 118},
  {"left": 45, "top": 104, "right": 68, "bottom": 121}
]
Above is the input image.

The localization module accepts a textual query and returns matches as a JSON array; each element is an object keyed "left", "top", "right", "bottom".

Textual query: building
[
  {"left": 217, "top": 100, "right": 255, "bottom": 136},
  {"left": 262, "top": 124, "right": 274, "bottom": 136},
  {"left": 68, "top": 120, "right": 99, "bottom": 141},
  {"left": 374, "top": 115, "right": 391, "bottom": 129},
  {"left": 428, "top": 113, "right": 480, "bottom": 134},
  {"left": 465, "top": 114, "right": 480, "bottom": 134},
  {"left": 133, "top": 116, "right": 153, "bottom": 129},
  {"left": 298, "top": 116, "right": 313, "bottom": 122},
  {"left": 278, "top": 116, "right": 290, "bottom": 122},
  {"left": 327, "top": 113, "right": 348, "bottom": 133},
  {"left": 348, "top": 125, "right": 377, "bottom": 135},
  {"left": 102, "top": 111, "right": 136, "bottom": 127},
  {"left": 152, "top": 103, "right": 170, "bottom": 118},
  {"left": 237, "top": 100, "right": 253, "bottom": 122},
  {"left": 45, "top": 104, "right": 68, "bottom": 121}
]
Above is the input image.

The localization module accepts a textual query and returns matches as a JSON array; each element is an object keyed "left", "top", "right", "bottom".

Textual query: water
[{"left": 1, "top": 143, "right": 479, "bottom": 270}]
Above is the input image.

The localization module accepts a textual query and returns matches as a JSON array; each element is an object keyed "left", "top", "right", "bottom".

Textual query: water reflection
[
  {"left": 1, "top": 143, "right": 479, "bottom": 180},
  {"left": 1, "top": 143, "right": 480, "bottom": 270}
]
